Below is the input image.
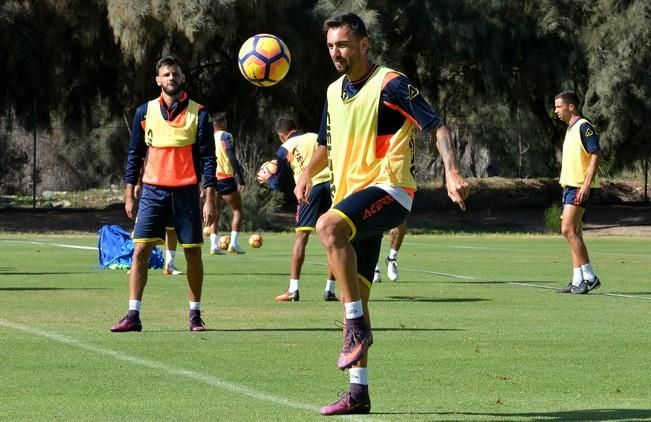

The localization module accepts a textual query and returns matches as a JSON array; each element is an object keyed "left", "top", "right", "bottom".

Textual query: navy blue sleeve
[
  {"left": 580, "top": 122, "right": 600, "bottom": 153},
  {"left": 124, "top": 103, "right": 148, "bottom": 185},
  {"left": 383, "top": 74, "right": 441, "bottom": 132},
  {"left": 197, "top": 107, "right": 217, "bottom": 188},
  {"left": 317, "top": 102, "right": 328, "bottom": 146},
  {"left": 268, "top": 147, "right": 291, "bottom": 191}
]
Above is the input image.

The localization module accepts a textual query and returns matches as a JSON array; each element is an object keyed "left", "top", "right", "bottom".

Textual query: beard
[
  {"left": 333, "top": 59, "right": 350, "bottom": 75},
  {"left": 162, "top": 83, "right": 182, "bottom": 96}
]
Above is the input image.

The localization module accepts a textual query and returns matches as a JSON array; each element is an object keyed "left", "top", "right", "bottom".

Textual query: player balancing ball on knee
[{"left": 248, "top": 233, "right": 263, "bottom": 248}]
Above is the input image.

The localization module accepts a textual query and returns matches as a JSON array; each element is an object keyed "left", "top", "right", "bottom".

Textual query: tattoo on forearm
[{"left": 435, "top": 128, "right": 457, "bottom": 172}]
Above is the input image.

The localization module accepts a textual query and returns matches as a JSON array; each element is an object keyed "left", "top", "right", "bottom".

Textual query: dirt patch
[
  {"left": 1, "top": 203, "right": 649, "bottom": 236},
  {"left": 1, "top": 179, "right": 649, "bottom": 235}
]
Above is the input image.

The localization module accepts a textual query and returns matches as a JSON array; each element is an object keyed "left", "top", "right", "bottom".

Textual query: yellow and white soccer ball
[
  {"left": 218, "top": 235, "right": 231, "bottom": 250},
  {"left": 248, "top": 233, "right": 263, "bottom": 248},
  {"left": 238, "top": 34, "right": 291, "bottom": 87},
  {"left": 257, "top": 159, "right": 278, "bottom": 180}
]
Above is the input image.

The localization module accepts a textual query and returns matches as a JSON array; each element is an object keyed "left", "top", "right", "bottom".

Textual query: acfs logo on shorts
[{"left": 362, "top": 195, "right": 394, "bottom": 220}]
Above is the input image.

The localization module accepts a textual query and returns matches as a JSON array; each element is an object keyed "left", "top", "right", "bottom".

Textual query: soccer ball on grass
[
  {"left": 218, "top": 235, "right": 231, "bottom": 250},
  {"left": 248, "top": 233, "right": 263, "bottom": 248}
]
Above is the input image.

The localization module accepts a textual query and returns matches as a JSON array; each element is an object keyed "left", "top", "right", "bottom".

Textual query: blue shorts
[
  {"left": 331, "top": 186, "right": 409, "bottom": 284},
  {"left": 296, "top": 182, "right": 332, "bottom": 231},
  {"left": 217, "top": 178, "right": 238, "bottom": 196},
  {"left": 134, "top": 184, "right": 203, "bottom": 247},
  {"left": 562, "top": 186, "right": 594, "bottom": 209}
]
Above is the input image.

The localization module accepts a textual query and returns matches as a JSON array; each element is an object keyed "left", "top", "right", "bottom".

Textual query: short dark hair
[
  {"left": 275, "top": 117, "right": 298, "bottom": 134},
  {"left": 323, "top": 12, "right": 368, "bottom": 38},
  {"left": 555, "top": 90, "right": 580, "bottom": 108},
  {"left": 212, "top": 111, "right": 227, "bottom": 126},
  {"left": 155, "top": 55, "right": 182, "bottom": 75}
]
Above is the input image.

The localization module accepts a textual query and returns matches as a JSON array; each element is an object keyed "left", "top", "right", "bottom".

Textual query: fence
[{"left": 1, "top": 124, "right": 649, "bottom": 208}]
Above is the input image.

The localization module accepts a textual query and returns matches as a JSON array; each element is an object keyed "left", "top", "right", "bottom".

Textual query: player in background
[
  {"left": 162, "top": 229, "right": 183, "bottom": 275},
  {"left": 209, "top": 112, "right": 246, "bottom": 255},
  {"left": 258, "top": 117, "right": 338, "bottom": 302},
  {"left": 112, "top": 55, "right": 216, "bottom": 333},
  {"left": 372, "top": 221, "right": 407, "bottom": 282},
  {"left": 554, "top": 90, "right": 602, "bottom": 294},
  {"left": 294, "top": 13, "right": 469, "bottom": 415}
]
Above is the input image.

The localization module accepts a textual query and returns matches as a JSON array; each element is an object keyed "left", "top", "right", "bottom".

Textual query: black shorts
[
  {"left": 217, "top": 178, "right": 238, "bottom": 196},
  {"left": 296, "top": 182, "right": 332, "bottom": 231},
  {"left": 134, "top": 184, "right": 203, "bottom": 247},
  {"left": 562, "top": 186, "right": 595, "bottom": 209},
  {"left": 331, "top": 186, "right": 409, "bottom": 284}
]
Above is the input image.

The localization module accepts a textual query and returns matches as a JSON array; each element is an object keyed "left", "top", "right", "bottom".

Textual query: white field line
[
  {"left": 0, "top": 239, "right": 96, "bottom": 251},
  {"left": 0, "top": 318, "right": 320, "bottom": 414},
  {"left": 3, "top": 239, "right": 650, "bottom": 301},
  {"left": 447, "top": 243, "right": 651, "bottom": 258}
]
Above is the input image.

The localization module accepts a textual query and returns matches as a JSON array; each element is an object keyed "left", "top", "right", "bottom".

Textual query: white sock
[
  {"left": 289, "top": 279, "right": 299, "bottom": 293},
  {"left": 349, "top": 367, "right": 368, "bottom": 385},
  {"left": 581, "top": 263, "right": 596, "bottom": 282},
  {"left": 165, "top": 250, "right": 176, "bottom": 266},
  {"left": 325, "top": 279, "right": 336, "bottom": 292},
  {"left": 128, "top": 300, "right": 141, "bottom": 311},
  {"left": 210, "top": 233, "right": 218, "bottom": 249},
  {"left": 189, "top": 301, "right": 201, "bottom": 311},
  {"left": 572, "top": 267, "right": 583, "bottom": 286},
  {"left": 388, "top": 248, "right": 399, "bottom": 260},
  {"left": 231, "top": 231, "right": 239, "bottom": 246},
  {"left": 374, "top": 264, "right": 380, "bottom": 272},
  {"left": 345, "top": 300, "right": 364, "bottom": 319}
]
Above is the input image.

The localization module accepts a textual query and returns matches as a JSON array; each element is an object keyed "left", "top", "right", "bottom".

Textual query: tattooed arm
[{"left": 432, "top": 124, "right": 470, "bottom": 211}]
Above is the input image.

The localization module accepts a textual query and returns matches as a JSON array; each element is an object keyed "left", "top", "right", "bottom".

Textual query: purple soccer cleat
[
  {"left": 189, "top": 310, "right": 205, "bottom": 332},
  {"left": 319, "top": 391, "right": 371, "bottom": 416},
  {"left": 110, "top": 315, "right": 142, "bottom": 332},
  {"left": 337, "top": 322, "right": 372, "bottom": 370}
]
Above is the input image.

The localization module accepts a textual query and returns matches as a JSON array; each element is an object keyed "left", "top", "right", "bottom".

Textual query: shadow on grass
[
  {"left": 374, "top": 296, "right": 489, "bottom": 303},
  {"left": 203, "top": 271, "right": 289, "bottom": 277},
  {"left": 0, "top": 271, "right": 99, "bottom": 275},
  {"left": 377, "top": 408, "right": 651, "bottom": 421},
  {"left": 147, "top": 327, "right": 463, "bottom": 333},
  {"left": 0, "top": 287, "right": 109, "bottom": 291},
  {"left": 430, "top": 280, "right": 557, "bottom": 285},
  {"left": 606, "top": 291, "right": 651, "bottom": 296}
]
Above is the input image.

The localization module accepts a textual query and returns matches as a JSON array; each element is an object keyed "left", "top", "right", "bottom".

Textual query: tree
[{"left": 582, "top": 0, "right": 651, "bottom": 174}]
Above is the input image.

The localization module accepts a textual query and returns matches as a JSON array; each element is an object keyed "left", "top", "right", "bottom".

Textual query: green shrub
[
  {"left": 216, "top": 173, "right": 285, "bottom": 232},
  {"left": 544, "top": 203, "right": 562, "bottom": 233}
]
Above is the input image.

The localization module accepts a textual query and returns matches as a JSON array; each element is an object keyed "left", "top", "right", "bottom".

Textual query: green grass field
[{"left": 1, "top": 232, "right": 650, "bottom": 421}]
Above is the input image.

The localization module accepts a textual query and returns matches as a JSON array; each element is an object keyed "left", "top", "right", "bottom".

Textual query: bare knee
[
  {"left": 133, "top": 243, "right": 152, "bottom": 262},
  {"left": 561, "top": 223, "right": 578, "bottom": 240},
  {"left": 316, "top": 213, "right": 349, "bottom": 249},
  {"left": 184, "top": 247, "right": 202, "bottom": 262},
  {"left": 294, "top": 230, "right": 310, "bottom": 247}
]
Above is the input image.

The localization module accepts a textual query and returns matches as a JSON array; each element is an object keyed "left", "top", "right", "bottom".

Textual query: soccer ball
[
  {"left": 202, "top": 226, "right": 211, "bottom": 237},
  {"left": 258, "top": 160, "right": 278, "bottom": 176},
  {"left": 248, "top": 233, "right": 263, "bottom": 248},
  {"left": 218, "top": 235, "right": 231, "bottom": 250},
  {"left": 237, "top": 34, "right": 291, "bottom": 87}
]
